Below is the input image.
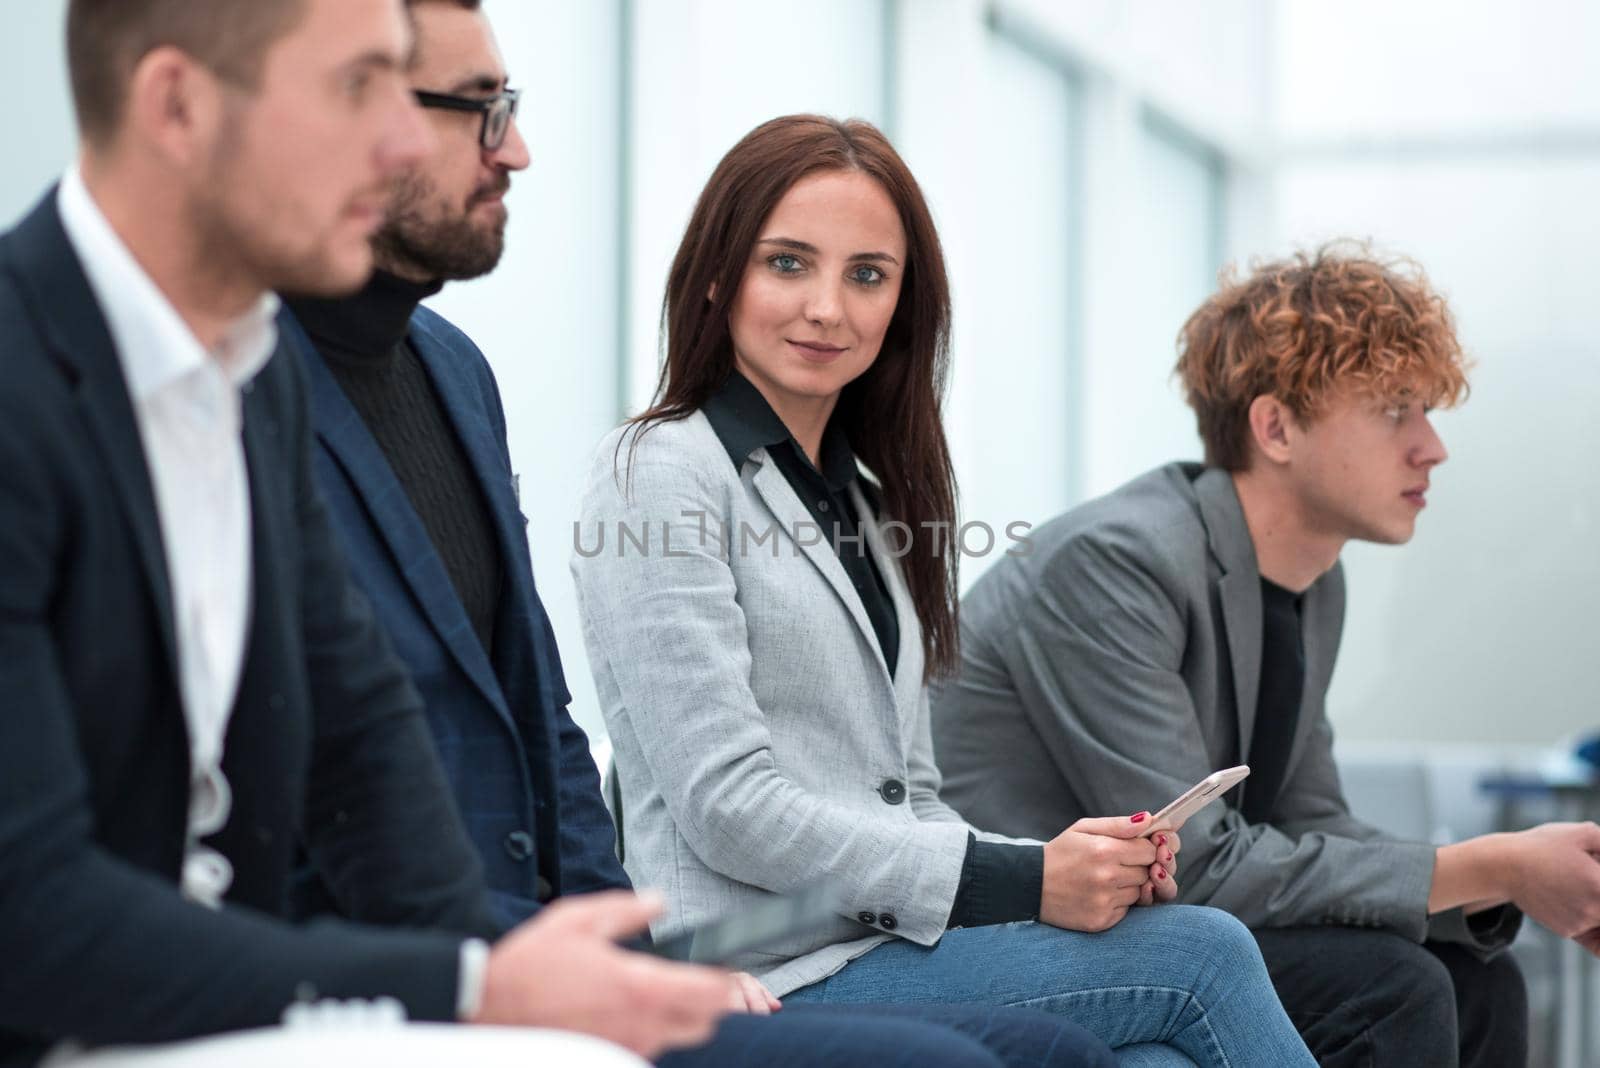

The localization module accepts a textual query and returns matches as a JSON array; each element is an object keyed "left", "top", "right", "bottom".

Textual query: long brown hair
[{"left": 628, "top": 114, "right": 959, "bottom": 681}]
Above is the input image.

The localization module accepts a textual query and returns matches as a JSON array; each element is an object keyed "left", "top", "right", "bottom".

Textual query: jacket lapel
[
  {"left": 284, "top": 313, "right": 510, "bottom": 724},
  {"left": 10, "top": 192, "right": 179, "bottom": 680},
  {"left": 746, "top": 453, "right": 896, "bottom": 692},
  {"left": 853, "top": 483, "right": 922, "bottom": 729},
  {"left": 407, "top": 318, "right": 536, "bottom": 728},
  {"left": 226, "top": 380, "right": 284, "bottom": 787},
  {"left": 1195, "top": 467, "right": 1263, "bottom": 765}
]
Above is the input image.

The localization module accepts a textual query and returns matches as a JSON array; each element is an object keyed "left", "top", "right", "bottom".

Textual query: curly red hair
[{"left": 1175, "top": 242, "right": 1470, "bottom": 471}]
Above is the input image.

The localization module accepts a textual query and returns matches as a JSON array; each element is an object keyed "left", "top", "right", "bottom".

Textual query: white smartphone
[{"left": 1142, "top": 765, "right": 1250, "bottom": 836}]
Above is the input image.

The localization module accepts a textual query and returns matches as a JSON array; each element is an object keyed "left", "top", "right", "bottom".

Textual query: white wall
[
  {"left": 999, "top": 0, "right": 1271, "bottom": 149},
  {"left": 0, "top": 0, "right": 73, "bottom": 225},
  {"left": 1278, "top": 0, "right": 1600, "bottom": 139},
  {"left": 1274, "top": 0, "right": 1600, "bottom": 745},
  {"left": 954, "top": 25, "right": 1077, "bottom": 547}
]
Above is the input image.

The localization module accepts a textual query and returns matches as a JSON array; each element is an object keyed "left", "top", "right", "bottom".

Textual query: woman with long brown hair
[{"left": 572, "top": 115, "right": 1311, "bottom": 1066}]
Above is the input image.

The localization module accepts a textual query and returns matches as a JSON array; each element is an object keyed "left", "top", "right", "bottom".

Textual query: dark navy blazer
[
  {"left": 0, "top": 195, "right": 496, "bottom": 1066},
  {"left": 281, "top": 307, "right": 629, "bottom": 926}
]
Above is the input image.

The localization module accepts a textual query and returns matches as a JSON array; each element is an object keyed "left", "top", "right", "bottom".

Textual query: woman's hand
[
  {"left": 1145, "top": 829, "right": 1181, "bottom": 904},
  {"left": 727, "top": 971, "right": 782, "bottom": 1015},
  {"left": 1039, "top": 813, "right": 1161, "bottom": 931}
]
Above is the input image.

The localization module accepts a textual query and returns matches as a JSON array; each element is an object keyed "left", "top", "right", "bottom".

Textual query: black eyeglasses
[{"left": 413, "top": 87, "right": 521, "bottom": 151}]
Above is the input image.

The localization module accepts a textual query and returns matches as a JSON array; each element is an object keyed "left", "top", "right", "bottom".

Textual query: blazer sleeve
[
  {"left": 999, "top": 526, "right": 1452, "bottom": 944},
  {"left": 0, "top": 402, "right": 468, "bottom": 1049},
  {"left": 572, "top": 445, "right": 971, "bottom": 945},
  {"left": 1274, "top": 712, "right": 1521, "bottom": 956}
]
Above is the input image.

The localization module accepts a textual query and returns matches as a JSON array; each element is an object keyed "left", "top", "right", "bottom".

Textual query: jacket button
[
  {"left": 878, "top": 779, "right": 906, "bottom": 805},
  {"left": 504, "top": 830, "right": 535, "bottom": 862},
  {"left": 879, "top": 912, "right": 898, "bottom": 931},
  {"left": 857, "top": 910, "right": 878, "bottom": 926}
]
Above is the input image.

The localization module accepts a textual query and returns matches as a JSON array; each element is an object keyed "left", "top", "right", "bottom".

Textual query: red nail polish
[
  {"left": 1155, "top": 834, "right": 1166, "bottom": 846},
  {"left": 1130, "top": 812, "right": 1147, "bottom": 824},
  {"left": 1157, "top": 869, "right": 1167, "bottom": 880}
]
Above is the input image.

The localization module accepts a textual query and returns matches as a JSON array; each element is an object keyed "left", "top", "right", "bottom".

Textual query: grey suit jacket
[
  {"left": 930, "top": 462, "right": 1516, "bottom": 955},
  {"left": 572, "top": 412, "right": 1024, "bottom": 996}
]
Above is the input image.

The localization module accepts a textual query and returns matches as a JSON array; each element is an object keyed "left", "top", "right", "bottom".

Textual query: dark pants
[
  {"left": 661, "top": 1002, "right": 1117, "bottom": 1068},
  {"left": 1253, "top": 927, "right": 1528, "bottom": 1068}
]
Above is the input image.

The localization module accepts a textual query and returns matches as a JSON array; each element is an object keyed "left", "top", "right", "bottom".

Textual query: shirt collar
[
  {"left": 702, "top": 368, "right": 859, "bottom": 491},
  {"left": 56, "top": 163, "right": 279, "bottom": 401}
]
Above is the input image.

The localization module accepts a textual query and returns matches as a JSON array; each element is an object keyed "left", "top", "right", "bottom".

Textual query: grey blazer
[
  {"left": 930, "top": 462, "right": 1516, "bottom": 955},
  {"left": 571, "top": 412, "right": 1024, "bottom": 996}
]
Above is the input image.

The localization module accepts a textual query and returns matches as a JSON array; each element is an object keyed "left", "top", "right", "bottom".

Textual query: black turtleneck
[
  {"left": 288, "top": 272, "right": 503, "bottom": 659},
  {"left": 1243, "top": 577, "right": 1306, "bottom": 824}
]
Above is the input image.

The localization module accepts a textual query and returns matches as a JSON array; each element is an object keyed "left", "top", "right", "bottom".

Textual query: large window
[
  {"left": 1084, "top": 110, "right": 1221, "bottom": 495},
  {"left": 621, "top": 0, "right": 893, "bottom": 412},
  {"left": 951, "top": 20, "right": 1081, "bottom": 589}
]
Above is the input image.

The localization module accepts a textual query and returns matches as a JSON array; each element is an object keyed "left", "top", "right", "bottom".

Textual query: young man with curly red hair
[{"left": 930, "top": 245, "right": 1600, "bottom": 1066}]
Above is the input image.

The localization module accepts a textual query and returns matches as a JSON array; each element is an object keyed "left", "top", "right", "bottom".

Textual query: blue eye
[
  {"left": 768, "top": 254, "right": 802, "bottom": 273},
  {"left": 851, "top": 265, "right": 885, "bottom": 286}
]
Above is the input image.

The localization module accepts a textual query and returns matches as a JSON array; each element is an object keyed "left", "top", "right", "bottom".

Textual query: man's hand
[
  {"left": 472, "top": 890, "right": 734, "bottom": 1059},
  {"left": 1040, "top": 813, "right": 1165, "bottom": 931},
  {"left": 1502, "top": 822, "right": 1600, "bottom": 940}
]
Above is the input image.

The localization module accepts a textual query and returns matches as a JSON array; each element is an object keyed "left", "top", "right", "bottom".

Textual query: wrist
[
  {"left": 1432, "top": 834, "right": 1515, "bottom": 913},
  {"left": 1486, "top": 830, "right": 1526, "bottom": 903},
  {"left": 1040, "top": 837, "right": 1067, "bottom": 912}
]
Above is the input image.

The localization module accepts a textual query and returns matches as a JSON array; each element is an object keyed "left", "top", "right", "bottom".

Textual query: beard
[{"left": 372, "top": 169, "right": 510, "bottom": 282}]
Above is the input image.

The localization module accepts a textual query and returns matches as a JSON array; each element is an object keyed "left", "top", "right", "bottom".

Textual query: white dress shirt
[
  {"left": 57, "top": 165, "right": 276, "bottom": 908},
  {"left": 55, "top": 168, "right": 489, "bottom": 1018}
]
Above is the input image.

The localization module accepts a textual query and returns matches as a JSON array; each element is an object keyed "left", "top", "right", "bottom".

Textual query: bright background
[
  {"left": 6, "top": 0, "right": 1591, "bottom": 752},
  {"left": 3, "top": 2, "right": 1597, "bottom": 1058}
]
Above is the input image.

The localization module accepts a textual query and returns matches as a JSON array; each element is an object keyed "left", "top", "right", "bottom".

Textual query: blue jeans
[
  {"left": 783, "top": 905, "right": 1313, "bottom": 1068},
  {"left": 665, "top": 1003, "right": 1116, "bottom": 1067}
]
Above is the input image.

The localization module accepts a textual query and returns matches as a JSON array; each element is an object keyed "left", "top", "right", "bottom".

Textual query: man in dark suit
[
  {"left": 277, "top": 4, "right": 1120, "bottom": 1068},
  {"left": 932, "top": 246, "right": 1600, "bottom": 1067},
  {"left": 0, "top": 1, "right": 738, "bottom": 1064}
]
